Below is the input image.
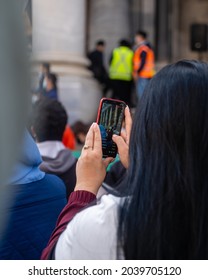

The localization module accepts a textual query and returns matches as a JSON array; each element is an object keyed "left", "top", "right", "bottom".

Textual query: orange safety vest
[{"left": 133, "top": 44, "right": 155, "bottom": 78}]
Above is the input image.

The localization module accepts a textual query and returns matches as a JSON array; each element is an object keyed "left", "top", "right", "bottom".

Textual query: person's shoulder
[
  {"left": 127, "top": 47, "right": 134, "bottom": 55},
  {"left": 41, "top": 173, "right": 66, "bottom": 194},
  {"left": 145, "top": 42, "right": 152, "bottom": 49},
  {"left": 73, "top": 194, "right": 121, "bottom": 226},
  {"left": 114, "top": 47, "right": 121, "bottom": 52},
  {"left": 8, "top": 174, "right": 67, "bottom": 208},
  {"left": 56, "top": 194, "right": 122, "bottom": 259},
  {"left": 97, "top": 193, "right": 122, "bottom": 210},
  {"left": 44, "top": 173, "right": 65, "bottom": 185},
  {"left": 88, "top": 49, "right": 97, "bottom": 56}
]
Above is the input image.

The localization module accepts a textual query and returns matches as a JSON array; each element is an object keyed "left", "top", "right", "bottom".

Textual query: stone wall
[
  {"left": 178, "top": 0, "right": 208, "bottom": 61},
  {"left": 88, "top": 0, "right": 130, "bottom": 67}
]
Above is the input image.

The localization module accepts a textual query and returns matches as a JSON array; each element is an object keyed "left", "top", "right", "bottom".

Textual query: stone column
[
  {"left": 155, "top": 0, "right": 170, "bottom": 63},
  {"left": 171, "top": 0, "right": 180, "bottom": 62},
  {"left": 32, "top": 0, "right": 101, "bottom": 124},
  {"left": 88, "top": 0, "right": 131, "bottom": 66}
]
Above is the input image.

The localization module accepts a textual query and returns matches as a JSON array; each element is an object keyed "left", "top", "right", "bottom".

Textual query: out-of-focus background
[
  {"left": 24, "top": 0, "right": 208, "bottom": 125},
  {"left": 0, "top": 0, "right": 207, "bottom": 260}
]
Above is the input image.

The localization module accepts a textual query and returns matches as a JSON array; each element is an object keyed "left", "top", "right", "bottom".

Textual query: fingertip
[
  {"left": 112, "top": 134, "right": 120, "bottom": 143},
  {"left": 89, "top": 123, "right": 94, "bottom": 130},
  {"left": 92, "top": 122, "right": 99, "bottom": 129},
  {"left": 103, "top": 157, "right": 115, "bottom": 168},
  {"left": 110, "top": 157, "right": 115, "bottom": 163}
]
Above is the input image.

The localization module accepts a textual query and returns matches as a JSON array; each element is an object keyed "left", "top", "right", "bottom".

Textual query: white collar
[{"left": 37, "top": 141, "right": 66, "bottom": 159}]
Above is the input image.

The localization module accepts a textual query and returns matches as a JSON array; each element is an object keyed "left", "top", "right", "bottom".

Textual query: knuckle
[
  {"left": 80, "top": 153, "right": 91, "bottom": 163},
  {"left": 117, "top": 137, "right": 124, "bottom": 145},
  {"left": 94, "top": 152, "right": 100, "bottom": 160},
  {"left": 84, "top": 153, "right": 91, "bottom": 161}
]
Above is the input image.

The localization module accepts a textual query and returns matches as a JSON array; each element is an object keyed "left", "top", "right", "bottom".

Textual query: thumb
[
  {"left": 112, "top": 134, "right": 126, "bottom": 153},
  {"left": 103, "top": 157, "right": 114, "bottom": 169}
]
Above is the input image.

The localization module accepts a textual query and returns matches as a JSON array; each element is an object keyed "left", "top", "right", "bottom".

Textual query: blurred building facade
[
  {"left": 26, "top": 0, "right": 208, "bottom": 124},
  {"left": 87, "top": 0, "right": 208, "bottom": 64}
]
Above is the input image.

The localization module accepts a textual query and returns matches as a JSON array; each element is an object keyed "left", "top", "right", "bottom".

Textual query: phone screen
[{"left": 97, "top": 98, "right": 126, "bottom": 158}]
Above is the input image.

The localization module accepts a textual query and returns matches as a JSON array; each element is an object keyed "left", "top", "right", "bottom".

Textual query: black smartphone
[{"left": 96, "top": 98, "right": 126, "bottom": 158}]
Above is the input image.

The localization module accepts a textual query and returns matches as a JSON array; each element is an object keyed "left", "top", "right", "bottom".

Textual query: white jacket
[{"left": 55, "top": 194, "right": 124, "bottom": 259}]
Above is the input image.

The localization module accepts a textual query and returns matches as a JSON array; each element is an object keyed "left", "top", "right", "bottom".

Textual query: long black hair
[{"left": 120, "top": 60, "right": 208, "bottom": 259}]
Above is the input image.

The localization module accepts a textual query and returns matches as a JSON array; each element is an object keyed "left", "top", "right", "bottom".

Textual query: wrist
[{"left": 74, "top": 184, "right": 98, "bottom": 196}]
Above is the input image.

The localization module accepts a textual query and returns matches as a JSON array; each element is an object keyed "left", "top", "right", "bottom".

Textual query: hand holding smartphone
[{"left": 96, "top": 98, "right": 126, "bottom": 158}]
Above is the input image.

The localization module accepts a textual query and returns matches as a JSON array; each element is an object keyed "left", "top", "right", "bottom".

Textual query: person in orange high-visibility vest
[{"left": 133, "top": 30, "right": 155, "bottom": 100}]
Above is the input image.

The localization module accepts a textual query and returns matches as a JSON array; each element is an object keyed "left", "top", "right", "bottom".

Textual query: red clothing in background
[{"left": 62, "top": 125, "right": 76, "bottom": 150}]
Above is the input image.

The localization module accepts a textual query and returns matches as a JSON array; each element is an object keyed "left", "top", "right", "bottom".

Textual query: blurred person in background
[
  {"left": 88, "top": 40, "right": 110, "bottom": 96},
  {"left": 31, "top": 99, "right": 77, "bottom": 199},
  {"left": 133, "top": 30, "right": 155, "bottom": 100},
  {"left": 42, "top": 60, "right": 208, "bottom": 260},
  {"left": 32, "top": 63, "right": 51, "bottom": 103},
  {"left": 109, "top": 39, "right": 133, "bottom": 106},
  {"left": 38, "top": 62, "right": 50, "bottom": 95},
  {"left": 71, "top": 121, "right": 90, "bottom": 149},
  {"left": 0, "top": 131, "right": 66, "bottom": 260},
  {"left": 42, "top": 73, "right": 58, "bottom": 100}
]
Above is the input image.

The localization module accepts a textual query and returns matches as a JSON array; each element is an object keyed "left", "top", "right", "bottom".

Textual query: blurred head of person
[
  {"left": 31, "top": 99, "right": 67, "bottom": 143},
  {"left": 135, "top": 30, "right": 147, "bottom": 45},
  {"left": 120, "top": 60, "right": 208, "bottom": 259},
  {"left": 41, "top": 62, "right": 50, "bottom": 75},
  {"left": 119, "top": 39, "right": 131, "bottom": 48},
  {"left": 71, "top": 121, "right": 90, "bottom": 145},
  {"left": 45, "top": 73, "right": 57, "bottom": 92},
  {"left": 96, "top": 40, "right": 106, "bottom": 52}
]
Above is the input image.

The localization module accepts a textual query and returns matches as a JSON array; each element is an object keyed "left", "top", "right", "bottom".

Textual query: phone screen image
[{"left": 97, "top": 99, "right": 126, "bottom": 158}]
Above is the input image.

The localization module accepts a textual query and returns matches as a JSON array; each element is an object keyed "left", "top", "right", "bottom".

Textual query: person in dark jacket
[
  {"left": 31, "top": 99, "right": 77, "bottom": 199},
  {"left": 88, "top": 40, "right": 110, "bottom": 96},
  {"left": 43, "top": 73, "right": 58, "bottom": 100},
  {"left": 0, "top": 131, "right": 66, "bottom": 260}
]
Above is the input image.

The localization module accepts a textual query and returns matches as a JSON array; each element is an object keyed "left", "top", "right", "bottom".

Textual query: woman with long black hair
[{"left": 42, "top": 60, "right": 208, "bottom": 260}]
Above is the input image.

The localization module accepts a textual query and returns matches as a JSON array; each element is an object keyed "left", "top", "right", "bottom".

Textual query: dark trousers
[{"left": 110, "top": 79, "right": 132, "bottom": 106}]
